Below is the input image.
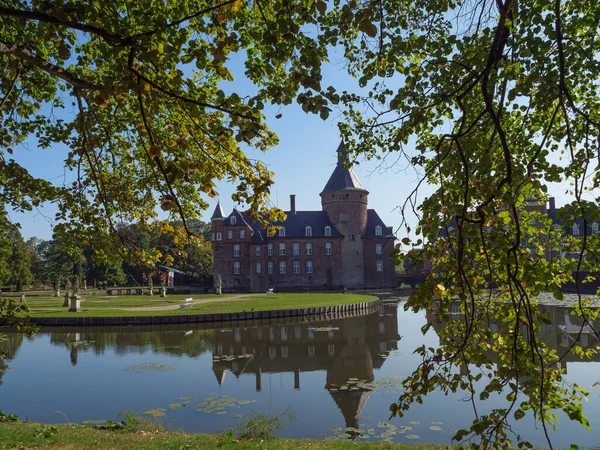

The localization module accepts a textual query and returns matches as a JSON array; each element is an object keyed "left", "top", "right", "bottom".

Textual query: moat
[{"left": 1, "top": 299, "right": 599, "bottom": 448}]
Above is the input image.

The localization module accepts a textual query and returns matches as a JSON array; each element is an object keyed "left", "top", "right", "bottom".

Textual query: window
[
  {"left": 325, "top": 242, "right": 332, "bottom": 255},
  {"left": 230, "top": 216, "right": 237, "bottom": 225},
  {"left": 227, "top": 230, "right": 233, "bottom": 240},
  {"left": 306, "top": 260, "right": 313, "bottom": 274},
  {"left": 593, "top": 222, "right": 599, "bottom": 234},
  {"left": 279, "top": 261, "right": 287, "bottom": 274},
  {"left": 216, "top": 232, "right": 222, "bottom": 241},
  {"left": 375, "top": 225, "right": 382, "bottom": 236},
  {"left": 268, "top": 243, "right": 273, "bottom": 256},
  {"left": 573, "top": 223, "right": 580, "bottom": 236},
  {"left": 306, "top": 242, "right": 312, "bottom": 255},
  {"left": 376, "top": 244, "right": 383, "bottom": 255},
  {"left": 376, "top": 260, "right": 383, "bottom": 272},
  {"left": 255, "top": 247, "right": 261, "bottom": 257},
  {"left": 348, "top": 233, "right": 355, "bottom": 241},
  {"left": 240, "top": 230, "right": 246, "bottom": 239},
  {"left": 233, "top": 261, "right": 241, "bottom": 274},
  {"left": 305, "top": 226, "right": 312, "bottom": 237},
  {"left": 279, "top": 243, "right": 286, "bottom": 256},
  {"left": 328, "top": 344, "right": 335, "bottom": 356},
  {"left": 293, "top": 261, "right": 300, "bottom": 274},
  {"left": 340, "top": 214, "right": 348, "bottom": 222},
  {"left": 268, "top": 261, "right": 273, "bottom": 275},
  {"left": 233, "top": 244, "right": 240, "bottom": 257},
  {"left": 293, "top": 242, "right": 299, "bottom": 256},
  {"left": 324, "top": 226, "right": 331, "bottom": 236},
  {"left": 279, "top": 227, "right": 286, "bottom": 237},
  {"left": 256, "top": 262, "right": 262, "bottom": 274}
]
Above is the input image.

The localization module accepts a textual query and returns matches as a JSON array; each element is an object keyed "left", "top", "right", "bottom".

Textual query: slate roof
[
  {"left": 241, "top": 210, "right": 343, "bottom": 240},
  {"left": 210, "top": 201, "right": 225, "bottom": 219},
  {"left": 321, "top": 141, "right": 368, "bottom": 194},
  {"left": 362, "top": 209, "right": 395, "bottom": 238}
]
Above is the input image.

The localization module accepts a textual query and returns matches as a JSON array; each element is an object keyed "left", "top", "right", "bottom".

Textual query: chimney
[
  {"left": 549, "top": 197, "right": 556, "bottom": 211},
  {"left": 290, "top": 194, "right": 296, "bottom": 214}
]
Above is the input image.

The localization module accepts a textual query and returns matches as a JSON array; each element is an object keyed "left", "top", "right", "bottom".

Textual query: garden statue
[
  {"left": 160, "top": 286, "right": 166, "bottom": 297},
  {"left": 69, "top": 277, "right": 82, "bottom": 312},
  {"left": 54, "top": 277, "right": 60, "bottom": 297},
  {"left": 63, "top": 280, "right": 71, "bottom": 307},
  {"left": 20, "top": 294, "right": 26, "bottom": 304},
  {"left": 216, "top": 274, "right": 222, "bottom": 295},
  {"left": 148, "top": 276, "right": 154, "bottom": 296}
]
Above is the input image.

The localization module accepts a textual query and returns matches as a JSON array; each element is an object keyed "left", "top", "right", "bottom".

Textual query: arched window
[
  {"left": 375, "top": 225, "right": 382, "bottom": 236},
  {"left": 573, "top": 223, "right": 580, "bottom": 236},
  {"left": 593, "top": 222, "right": 599, "bottom": 234},
  {"left": 279, "top": 227, "right": 286, "bottom": 237},
  {"left": 230, "top": 215, "right": 237, "bottom": 225},
  {"left": 305, "top": 226, "right": 312, "bottom": 237},
  {"left": 324, "top": 226, "right": 331, "bottom": 236}
]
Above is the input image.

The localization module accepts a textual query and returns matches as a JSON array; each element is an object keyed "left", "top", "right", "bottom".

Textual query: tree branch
[{"left": 0, "top": 43, "right": 101, "bottom": 90}]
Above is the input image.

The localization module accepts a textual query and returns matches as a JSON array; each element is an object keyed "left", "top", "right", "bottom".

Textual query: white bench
[
  {"left": 179, "top": 298, "right": 193, "bottom": 309},
  {"left": 266, "top": 289, "right": 274, "bottom": 294}
]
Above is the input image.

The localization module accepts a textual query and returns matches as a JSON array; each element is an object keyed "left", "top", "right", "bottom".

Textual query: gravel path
[{"left": 120, "top": 295, "right": 260, "bottom": 311}]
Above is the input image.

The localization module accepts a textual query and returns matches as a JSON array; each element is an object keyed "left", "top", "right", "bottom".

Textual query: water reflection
[
  {"left": 0, "top": 301, "right": 599, "bottom": 446},
  {"left": 426, "top": 300, "right": 600, "bottom": 372},
  {"left": 211, "top": 303, "right": 400, "bottom": 430}
]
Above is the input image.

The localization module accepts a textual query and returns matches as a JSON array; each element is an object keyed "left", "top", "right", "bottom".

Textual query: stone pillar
[
  {"left": 160, "top": 286, "right": 166, "bottom": 297},
  {"left": 82, "top": 279, "right": 87, "bottom": 290},
  {"left": 148, "top": 277, "right": 153, "bottom": 296},
  {"left": 63, "top": 290, "right": 70, "bottom": 307},
  {"left": 54, "top": 277, "right": 60, "bottom": 297},
  {"left": 20, "top": 294, "right": 25, "bottom": 304}
]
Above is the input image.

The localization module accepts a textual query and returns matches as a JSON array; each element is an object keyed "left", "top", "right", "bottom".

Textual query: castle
[{"left": 210, "top": 141, "right": 397, "bottom": 292}]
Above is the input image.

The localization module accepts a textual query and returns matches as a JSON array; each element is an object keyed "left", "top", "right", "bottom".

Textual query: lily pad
[
  {"left": 144, "top": 408, "right": 166, "bottom": 418},
  {"left": 168, "top": 403, "right": 185, "bottom": 409},
  {"left": 124, "top": 363, "right": 176, "bottom": 373},
  {"left": 428, "top": 426, "right": 442, "bottom": 431},
  {"left": 406, "top": 434, "right": 420, "bottom": 439}
]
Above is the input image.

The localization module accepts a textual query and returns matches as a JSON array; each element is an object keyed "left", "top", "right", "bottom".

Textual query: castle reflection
[
  {"left": 211, "top": 302, "right": 400, "bottom": 430},
  {"left": 426, "top": 300, "right": 600, "bottom": 373}
]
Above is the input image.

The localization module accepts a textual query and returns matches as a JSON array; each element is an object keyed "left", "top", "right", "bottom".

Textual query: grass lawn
[
  {"left": 0, "top": 422, "right": 453, "bottom": 450},
  {"left": 26, "top": 293, "right": 377, "bottom": 318}
]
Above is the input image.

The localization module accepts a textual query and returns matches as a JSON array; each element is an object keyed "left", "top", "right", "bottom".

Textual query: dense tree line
[{"left": 0, "top": 219, "right": 213, "bottom": 292}]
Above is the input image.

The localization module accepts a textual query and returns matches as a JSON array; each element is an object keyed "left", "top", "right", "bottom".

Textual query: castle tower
[{"left": 320, "top": 141, "right": 369, "bottom": 288}]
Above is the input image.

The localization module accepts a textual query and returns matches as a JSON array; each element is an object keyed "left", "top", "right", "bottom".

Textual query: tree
[
  {"left": 307, "top": 0, "right": 600, "bottom": 447},
  {"left": 0, "top": 0, "right": 335, "bottom": 258},
  {"left": 6, "top": 227, "right": 32, "bottom": 291}
]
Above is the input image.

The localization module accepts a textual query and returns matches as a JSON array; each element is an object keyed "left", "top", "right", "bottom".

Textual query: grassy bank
[
  {"left": 25, "top": 293, "right": 377, "bottom": 318},
  {"left": 0, "top": 422, "right": 451, "bottom": 450}
]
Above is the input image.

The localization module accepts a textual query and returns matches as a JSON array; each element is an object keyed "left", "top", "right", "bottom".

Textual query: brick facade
[{"left": 211, "top": 142, "right": 396, "bottom": 292}]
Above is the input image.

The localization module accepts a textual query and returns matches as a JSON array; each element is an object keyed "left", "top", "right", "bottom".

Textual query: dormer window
[
  {"left": 279, "top": 227, "right": 286, "bottom": 237},
  {"left": 305, "top": 226, "right": 312, "bottom": 237},
  {"left": 230, "top": 216, "right": 237, "bottom": 225},
  {"left": 324, "top": 226, "right": 331, "bottom": 236},
  {"left": 573, "top": 223, "right": 580, "bottom": 236},
  {"left": 375, "top": 225, "right": 382, "bottom": 236},
  {"left": 593, "top": 222, "right": 599, "bottom": 234}
]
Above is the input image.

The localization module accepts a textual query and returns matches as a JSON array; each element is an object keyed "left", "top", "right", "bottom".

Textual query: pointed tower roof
[
  {"left": 210, "top": 201, "right": 225, "bottom": 220},
  {"left": 321, "top": 141, "right": 367, "bottom": 194}
]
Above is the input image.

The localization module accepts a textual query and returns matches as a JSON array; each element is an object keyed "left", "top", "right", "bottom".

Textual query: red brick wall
[{"left": 363, "top": 237, "right": 397, "bottom": 288}]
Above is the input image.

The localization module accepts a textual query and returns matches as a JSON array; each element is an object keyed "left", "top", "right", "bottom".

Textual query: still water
[{"left": 1, "top": 300, "right": 599, "bottom": 448}]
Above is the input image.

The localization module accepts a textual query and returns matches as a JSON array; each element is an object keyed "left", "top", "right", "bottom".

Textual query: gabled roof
[
  {"left": 210, "top": 201, "right": 225, "bottom": 219},
  {"left": 243, "top": 210, "right": 343, "bottom": 240},
  {"left": 321, "top": 141, "right": 368, "bottom": 194},
  {"left": 224, "top": 208, "right": 253, "bottom": 229},
  {"left": 362, "top": 209, "right": 395, "bottom": 239}
]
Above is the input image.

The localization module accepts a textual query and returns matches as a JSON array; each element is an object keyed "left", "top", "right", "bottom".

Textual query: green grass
[
  {"left": 0, "top": 422, "right": 453, "bottom": 450},
  {"left": 26, "top": 293, "right": 377, "bottom": 318}
]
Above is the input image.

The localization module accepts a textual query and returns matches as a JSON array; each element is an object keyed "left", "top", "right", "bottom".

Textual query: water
[{"left": 1, "top": 300, "right": 599, "bottom": 448}]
